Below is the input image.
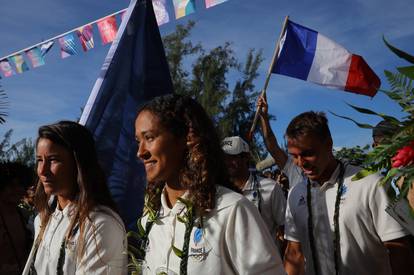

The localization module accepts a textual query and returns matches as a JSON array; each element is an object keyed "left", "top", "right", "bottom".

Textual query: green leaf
[
  {"left": 351, "top": 169, "right": 376, "bottom": 181},
  {"left": 346, "top": 103, "right": 401, "bottom": 124},
  {"left": 177, "top": 197, "right": 192, "bottom": 208},
  {"left": 383, "top": 36, "right": 414, "bottom": 64},
  {"left": 379, "top": 168, "right": 400, "bottom": 186},
  {"left": 137, "top": 219, "right": 146, "bottom": 237},
  {"left": 397, "top": 66, "right": 414, "bottom": 80},
  {"left": 171, "top": 245, "right": 183, "bottom": 258},
  {"left": 128, "top": 244, "right": 141, "bottom": 256},
  {"left": 127, "top": 231, "right": 142, "bottom": 241},
  {"left": 329, "top": 111, "right": 373, "bottom": 129},
  {"left": 177, "top": 215, "right": 187, "bottom": 224},
  {"left": 127, "top": 251, "right": 143, "bottom": 273}
]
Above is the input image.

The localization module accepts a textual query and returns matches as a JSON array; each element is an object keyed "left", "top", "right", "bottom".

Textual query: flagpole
[
  {"left": 247, "top": 15, "right": 289, "bottom": 141},
  {"left": 0, "top": 8, "right": 127, "bottom": 61}
]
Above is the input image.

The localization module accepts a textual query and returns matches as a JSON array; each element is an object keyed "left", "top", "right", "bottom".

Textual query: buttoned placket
[
  {"left": 159, "top": 192, "right": 188, "bottom": 274},
  {"left": 46, "top": 209, "right": 65, "bottom": 255},
  {"left": 309, "top": 165, "right": 341, "bottom": 275}
]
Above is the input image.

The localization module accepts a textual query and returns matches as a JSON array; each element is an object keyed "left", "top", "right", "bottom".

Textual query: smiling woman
[
  {"left": 22, "top": 121, "right": 127, "bottom": 275},
  {"left": 132, "top": 94, "right": 286, "bottom": 275}
]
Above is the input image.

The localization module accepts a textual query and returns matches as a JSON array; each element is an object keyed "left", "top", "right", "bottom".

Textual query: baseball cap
[{"left": 222, "top": 136, "right": 249, "bottom": 155}]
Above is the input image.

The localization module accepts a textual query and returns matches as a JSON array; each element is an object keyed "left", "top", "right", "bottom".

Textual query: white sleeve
[
  {"left": 76, "top": 212, "right": 128, "bottom": 275},
  {"left": 284, "top": 189, "right": 300, "bottom": 242},
  {"left": 271, "top": 183, "right": 286, "bottom": 226},
  {"left": 224, "top": 198, "right": 286, "bottom": 275},
  {"left": 368, "top": 178, "right": 408, "bottom": 242}
]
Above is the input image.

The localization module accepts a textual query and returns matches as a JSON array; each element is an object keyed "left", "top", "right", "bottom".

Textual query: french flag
[{"left": 272, "top": 20, "right": 380, "bottom": 97}]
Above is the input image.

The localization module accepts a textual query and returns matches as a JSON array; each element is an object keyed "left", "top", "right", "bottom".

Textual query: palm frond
[{"left": 383, "top": 36, "right": 414, "bottom": 64}]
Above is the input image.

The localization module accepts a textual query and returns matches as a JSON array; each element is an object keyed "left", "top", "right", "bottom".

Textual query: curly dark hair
[
  {"left": 34, "top": 121, "right": 118, "bottom": 259},
  {"left": 285, "top": 111, "right": 332, "bottom": 142},
  {"left": 137, "top": 94, "right": 234, "bottom": 214}
]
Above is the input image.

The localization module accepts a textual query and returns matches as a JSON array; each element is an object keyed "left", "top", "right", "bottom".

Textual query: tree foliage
[
  {"left": 0, "top": 129, "right": 35, "bottom": 167},
  {"left": 334, "top": 145, "right": 370, "bottom": 167},
  {"left": 163, "top": 21, "right": 267, "bottom": 159}
]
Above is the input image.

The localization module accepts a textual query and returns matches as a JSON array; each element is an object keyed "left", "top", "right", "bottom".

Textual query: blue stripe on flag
[
  {"left": 81, "top": 0, "right": 173, "bottom": 230},
  {"left": 272, "top": 20, "right": 317, "bottom": 80}
]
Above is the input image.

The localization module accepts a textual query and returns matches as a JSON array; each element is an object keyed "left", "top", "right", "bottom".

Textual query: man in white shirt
[
  {"left": 283, "top": 111, "right": 414, "bottom": 275},
  {"left": 222, "top": 136, "right": 286, "bottom": 244}
]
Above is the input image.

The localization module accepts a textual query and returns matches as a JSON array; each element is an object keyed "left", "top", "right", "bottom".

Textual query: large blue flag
[{"left": 79, "top": 0, "right": 173, "bottom": 229}]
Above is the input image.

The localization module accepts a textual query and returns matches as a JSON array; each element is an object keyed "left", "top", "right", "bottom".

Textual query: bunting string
[{"left": 0, "top": 0, "right": 229, "bottom": 78}]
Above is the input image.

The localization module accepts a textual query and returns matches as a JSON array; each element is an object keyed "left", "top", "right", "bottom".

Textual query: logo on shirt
[
  {"left": 193, "top": 227, "right": 203, "bottom": 245},
  {"left": 340, "top": 185, "right": 348, "bottom": 196},
  {"left": 339, "top": 184, "right": 348, "bottom": 204},
  {"left": 189, "top": 227, "right": 210, "bottom": 262},
  {"left": 298, "top": 195, "right": 306, "bottom": 206}
]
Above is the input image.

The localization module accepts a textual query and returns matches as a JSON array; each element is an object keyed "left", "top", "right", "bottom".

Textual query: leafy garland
[
  {"left": 29, "top": 222, "right": 79, "bottom": 275},
  {"left": 307, "top": 161, "right": 345, "bottom": 275},
  {"left": 128, "top": 195, "right": 197, "bottom": 275}
]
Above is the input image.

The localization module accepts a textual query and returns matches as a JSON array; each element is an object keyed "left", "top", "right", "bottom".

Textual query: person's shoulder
[
  {"left": 90, "top": 206, "right": 125, "bottom": 231},
  {"left": 215, "top": 185, "right": 249, "bottom": 210},
  {"left": 344, "top": 164, "right": 382, "bottom": 185}
]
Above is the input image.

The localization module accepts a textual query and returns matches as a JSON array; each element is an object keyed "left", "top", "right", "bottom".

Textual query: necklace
[
  {"left": 29, "top": 215, "right": 79, "bottom": 275},
  {"left": 307, "top": 161, "right": 345, "bottom": 275},
  {"left": 132, "top": 197, "right": 196, "bottom": 275}
]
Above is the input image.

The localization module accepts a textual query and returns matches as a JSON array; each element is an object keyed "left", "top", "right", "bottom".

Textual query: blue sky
[{"left": 0, "top": 0, "right": 413, "bottom": 149}]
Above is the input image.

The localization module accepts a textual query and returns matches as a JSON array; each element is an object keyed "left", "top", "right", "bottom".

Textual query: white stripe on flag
[{"left": 307, "top": 34, "right": 352, "bottom": 90}]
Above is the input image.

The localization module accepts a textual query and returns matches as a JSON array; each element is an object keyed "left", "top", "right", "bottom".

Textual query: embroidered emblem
[
  {"left": 189, "top": 227, "right": 210, "bottom": 262},
  {"left": 298, "top": 195, "right": 306, "bottom": 206},
  {"left": 193, "top": 227, "right": 203, "bottom": 246},
  {"left": 340, "top": 185, "right": 348, "bottom": 196}
]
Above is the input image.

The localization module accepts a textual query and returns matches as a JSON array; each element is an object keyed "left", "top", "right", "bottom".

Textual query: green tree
[
  {"left": 163, "top": 22, "right": 267, "bottom": 158},
  {"left": 334, "top": 145, "right": 370, "bottom": 167},
  {"left": 0, "top": 129, "right": 35, "bottom": 167}
]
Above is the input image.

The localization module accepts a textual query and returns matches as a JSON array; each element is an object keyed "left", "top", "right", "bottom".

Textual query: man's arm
[
  {"left": 284, "top": 240, "right": 305, "bottom": 275},
  {"left": 384, "top": 236, "right": 414, "bottom": 275},
  {"left": 257, "top": 95, "right": 288, "bottom": 168}
]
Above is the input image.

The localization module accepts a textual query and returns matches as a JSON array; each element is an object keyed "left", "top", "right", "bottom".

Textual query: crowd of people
[{"left": 1, "top": 93, "right": 413, "bottom": 274}]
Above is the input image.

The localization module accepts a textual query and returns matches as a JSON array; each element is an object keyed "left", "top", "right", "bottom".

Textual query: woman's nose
[
  {"left": 37, "top": 160, "right": 50, "bottom": 176},
  {"left": 137, "top": 142, "right": 150, "bottom": 160}
]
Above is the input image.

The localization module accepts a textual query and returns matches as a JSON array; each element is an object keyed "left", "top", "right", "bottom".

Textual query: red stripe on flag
[{"left": 345, "top": 54, "right": 381, "bottom": 97}]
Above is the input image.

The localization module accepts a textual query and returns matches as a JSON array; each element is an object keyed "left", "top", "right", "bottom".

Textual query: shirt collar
[
  {"left": 52, "top": 201, "right": 76, "bottom": 219},
  {"left": 160, "top": 187, "right": 190, "bottom": 217},
  {"left": 309, "top": 162, "right": 341, "bottom": 191}
]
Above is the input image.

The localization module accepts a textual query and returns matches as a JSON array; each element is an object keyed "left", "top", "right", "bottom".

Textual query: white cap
[{"left": 222, "top": 136, "right": 249, "bottom": 155}]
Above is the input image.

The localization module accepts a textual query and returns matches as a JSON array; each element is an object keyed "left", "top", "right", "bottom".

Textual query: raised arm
[{"left": 257, "top": 94, "right": 288, "bottom": 168}]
